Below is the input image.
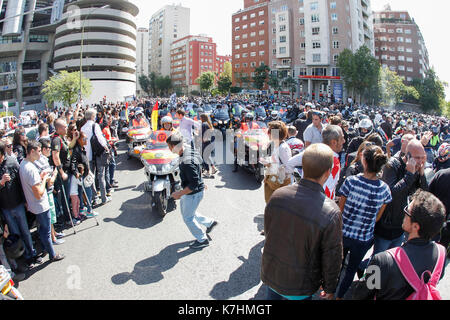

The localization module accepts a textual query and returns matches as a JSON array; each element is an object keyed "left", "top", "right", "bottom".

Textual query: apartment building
[
  {"left": 373, "top": 6, "right": 429, "bottom": 83},
  {"left": 267, "top": 0, "right": 375, "bottom": 100},
  {"left": 231, "top": 0, "right": 270, "bottom": 89},
  {"left": 148, "top": 4, "right": 190, "bottom": 77},
  {"left": 0, "top": 0, "right": 58, "bottom": 113},
  {"left": 170, "top": 35, "right": 231, "bottom": 94},
  {"left": 136, "top": 27, "right": 149, "bottom": 96}
]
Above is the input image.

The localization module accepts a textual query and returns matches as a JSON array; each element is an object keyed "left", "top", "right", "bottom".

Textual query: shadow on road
[
  {"left": 214, "top": 164, "right": 262, "bottom": 191},
  {"left": 103, "top": 183, "right": 164, "bottom": 230},
  {"left": 111, "top": 241, "right": 198, "bottom": 285},
  {"left": 209, "top": 240, "right": 264, "bottom": 300}
]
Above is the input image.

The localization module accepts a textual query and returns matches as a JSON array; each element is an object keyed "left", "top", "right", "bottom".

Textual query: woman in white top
[{"left": 263, "top": 121, "right": 292, "bottom": 204}]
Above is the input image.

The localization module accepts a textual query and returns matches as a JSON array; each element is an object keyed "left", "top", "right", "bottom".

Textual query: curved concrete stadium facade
[{"left": 54, "top": 0, "right": 138, "bottom": 105}]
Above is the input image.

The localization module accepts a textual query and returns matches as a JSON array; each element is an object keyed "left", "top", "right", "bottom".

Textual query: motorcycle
[
  {"left": 119, "top": 116, "right": 129, "bottom": 139},
  {"left": 126, "top": 119, "right": 152, "bottom": 159},
  {"left": 0, "top": 266, "right": 23, "bottom": 300},
  {"left": 141, "top": 130, "right": 181, "bottom": 217},
  {"left": 211, "top": 108, "right": 232, "bottom": 136},
  {"left": 235, "top": 121, "right": 271, "bottom": 184}
]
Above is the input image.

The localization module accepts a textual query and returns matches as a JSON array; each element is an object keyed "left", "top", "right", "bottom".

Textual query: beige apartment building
[
  {"left": 267, "top": 0, "right": 375, "bottom": 100},
  {"left": 373, "top": 6, "right": 429, "bottom": 83},
  {"left": 148, "top": 4, "right": 190, "bottom": 77}
]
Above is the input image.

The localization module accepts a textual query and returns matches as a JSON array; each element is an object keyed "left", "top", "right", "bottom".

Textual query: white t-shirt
[
  {"left": 19, "top": 159, "right": 50, "bottom": 215},
  {"left": 267, "top": 141, "right": 292, "bottom": 176}
]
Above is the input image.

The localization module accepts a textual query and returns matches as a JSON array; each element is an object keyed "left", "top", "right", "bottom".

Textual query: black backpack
[{"left": 91, "top": 124, "right": 105, "bottom": 157}]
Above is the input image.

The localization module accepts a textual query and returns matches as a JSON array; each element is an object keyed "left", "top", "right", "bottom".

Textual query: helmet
[
  {"left": 438, "top": 143, "right": 450, "bottom": 161},
  {"left": 3, "top": 234, "right": 25, "bottom": 260},
  {"left": 358, "top": 119, "right": 374, "bottom": 137},
  {"left": 270, "top": 110, "right": 279, "bottom": 119},
  {"left": 431, "top": 126, "right": 439, "bottom": 135},
  {"left": 161, "top": 116, "right": 173, "bottom": 125},
  {"left": 245, "top": 113, "right": 254, "bottom": 122}
]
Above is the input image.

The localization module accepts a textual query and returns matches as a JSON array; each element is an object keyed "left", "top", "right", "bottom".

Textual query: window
[
  {"left": 312, "top": 27, "right": 320, "bottom": 35},
  {"left": 243, "top": 15, "right": 247, "bottom": 20},
  {"left": 243, "top": 24, "right": 248, "bottom": 29},
  {"left": 273, "top": 48, "right": 277, "bottom": 54},
  {"left": 280, "top": 25, "right": 286, "bottom": 32},
  {"left": 272, "top": 28, "right": 277, "bottom": 34},
  {"left": 259, "top": 10, "right": 264, "bottom": 16},
  {"left": 313, "top": 54, "right": 321, "bottom": 62},
  {"left": 243, "top": 33, "right": 248, "bottom": 39},
  {"left": 398, "top": 56, "right": 405, "bottom": 61},
  {"left": 251, "top": 41, "right": 256, "bottom": 47},
  {"left": 300, "top": 42, "right": 306, "bottom": 50},
  {"left": 333, "top": 54, "right": 339, "bottom": 63},
  {"left": 405, "top": 29, "right": 411, "bottom": 34},
  {"left": 406, "top": 57, "right": 413, "bottom": 62},
  {"left": 250, "top": 32, "right": 256, "bottom": 37},
  {"left": 396, "top": 28, "right": 403, "bottom": 33},
  {"left": 250, "top": 13, "right": 256, "bottom": 18},
  {"left": 235, "top": 64, "right": 240, "bottom": 68},
  {"left": 397, "top": 37, "right": 404, "bottom": 42},
  {"left": 259, "top": 40, "right": 265, "bottom": 45},
  {"left": 330, "top": 2, "right": 336, "bottom": 9},
  {"left": 251, "top": 62, "right": 256, "bottom": 67},
  {"left": 235, "top": 17, "right": 240, "bottom": 23},
  {"left": 235, "top": 36, "right": 240, "bottom": 40},
  {"left": 279, "top": 47, "right": 286, "bottom": 54},
  {"left": 242, "top": 43, "right": 248, "bottom": 48},
  {"left": 332, "top": 27, "right": 338, "bottom": 34},
  {"left": 311, "top": 14, "right": 319, "bottom": 22},
  {"left": 333, "top": 41, "right": 339, "bottom": 49},
  {"left": 259, "top": 20, "right": 265, "bottom": 25},
  {"left": 406, "top": 48, "right": 413, "bottom": 53},
  {"left": 407, "top": 67, "right": 414, "bottom": 72},
  {"left": 331, "top": 13, "right": 338, "bottom": 21},
  {"left": 405, "top": 38, "right": 412, "bottom": 43},
  {"left": 250, "top": 22, "right": 256, "bottom": 27},
  {"left": 332, "top": 68, "right": 340, "bottom": 76},
  {"left": 243, "top": 53, "right": 248, "bottom": 58},
  {"left": 272, "top": 39, "right": 276, "bottom": 45},
  {"left": 279, "top": 14, "right": 286, "bottom": 22},
  {"left": 312, "top": 67, "right": 326, "bottom": 75},
  {"left": 313, "top": 41, "right": 321, "bottom": 49},
  {"left": 279, "top": 36, "right": 286, "bottom": 43},
  {"left": 259, "top": 50, "right": 265, "bottom": 56},
  {"left": 398, "top": 46, "right": 404, "bottom": 52},
  {"left": 250, "top": 52, "right": 256, "bottom": 57},
  {"left": 299, "top": 18, "right": 304, "bottom": 25},
  {"left": 235, "top": 45, "right": 240, "bottom": 50},
  {"left": 259, "top": 30, "right": 265, "bottom": 35},
  {"left": 398, "top": 65, "right": 405, "bottom": 71},
  {"left": 310, "top": 2, "right": 318, "bottom": 10}
]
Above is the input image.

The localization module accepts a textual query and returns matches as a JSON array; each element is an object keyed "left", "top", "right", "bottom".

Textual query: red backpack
[{"left": 387, "top": 244, "right": 446, "bottom": 300}]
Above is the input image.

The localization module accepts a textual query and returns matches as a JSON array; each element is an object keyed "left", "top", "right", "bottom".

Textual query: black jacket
[
  {"left": 353, "top": 239, "right": 446, "bottom": 300},
  {"left": 261, "top": 179, "right": 343, "bottom": 296},
  {"left": 70, "top": 144, "right": 90, "bottom": 178},
  {"left": 179, "top": 145, "right": 204, "bottom": 195},
  {"left": 429, "top": 168, "right": 450, "bottom": 217},
  {"left": 375, "top": 156, "right": 428, "bottom": 240},
  {"left": 0, "top": 156, "right": 25, "bottom": 210},
  {"left": 293, "top": 119, "right": 312, "bottom": 141}
]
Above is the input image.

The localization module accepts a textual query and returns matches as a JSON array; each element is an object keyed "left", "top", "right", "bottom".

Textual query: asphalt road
[{"left": 16, "top": 141, "right": 450, "bottom": 300}]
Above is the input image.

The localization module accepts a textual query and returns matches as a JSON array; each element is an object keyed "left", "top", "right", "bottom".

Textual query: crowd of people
[{"left": 0, "top": 94, "right": 449, "bottom": 300}]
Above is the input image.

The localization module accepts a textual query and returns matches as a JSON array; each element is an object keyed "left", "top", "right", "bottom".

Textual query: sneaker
[
  {"left": 212, "top": 168, "right": 218, "bottom": 175},
  {"left": 55, "top": 232, "right": 65, "bottom": 239},
  {"left": 206, "top": 221, "right": 218, "bottom": 234},
  {"left": 79, "top": 214, "right": 88, "bottom": 221},
  {"left": 189, "top": 239, "right": 209, "bottom": 249},
  {"left": 53, "top": 238, "right": 65, "bottom": 245},
  {"left": 86, "top": 211, "right": 99, "bottom": 218},
  {"left": 71, "top": 218, "right": 81, "bottom": 226},
  {"left": 80, "top": 207, "right": 88, "bottom": 215},
  {"left": 102, "top": 197, "right": 112, "bottom": 205},
  {"left": 33, "top": 256, "right": 44, "bottom": 265},
  {"left": 50, "top": 253, "right": 65, "bottom": 262}
]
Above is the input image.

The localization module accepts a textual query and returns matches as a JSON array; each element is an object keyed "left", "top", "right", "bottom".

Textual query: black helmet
[{"left": 4, "top": 234, "right": 25, "bottom": 260}]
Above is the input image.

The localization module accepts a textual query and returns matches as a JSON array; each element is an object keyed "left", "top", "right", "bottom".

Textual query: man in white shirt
[
  {"left": 288, "top": 125, "right": 345, "bottom": 200},
  {"left": 175, "top": 109, "right": 201, "bottom": 145},
  {"left": 303, "top": 112, "right": 324, "bottom": 148},
  {"left": 81, "top": 108, "right": 110, "bottom": 205}
]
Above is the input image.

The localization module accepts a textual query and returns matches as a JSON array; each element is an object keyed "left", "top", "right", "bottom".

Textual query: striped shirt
[{"left": 339, "top": 174, "right": 392, "bottom": 242}]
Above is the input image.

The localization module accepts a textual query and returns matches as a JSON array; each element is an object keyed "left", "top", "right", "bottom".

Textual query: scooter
[
  {"left": 0, "top": 266, "right": 23, "bottom": 300},
  {"left": 141, "top": 131, "right": 181, "bottom": 217}
]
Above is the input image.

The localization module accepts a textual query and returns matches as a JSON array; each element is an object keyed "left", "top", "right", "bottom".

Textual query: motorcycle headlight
[
  {"left": 144, "top": 162, "right": 157, "bottom": 174},
  {"left": 160, "top": 164, "right": 172, "bottom": 174}
]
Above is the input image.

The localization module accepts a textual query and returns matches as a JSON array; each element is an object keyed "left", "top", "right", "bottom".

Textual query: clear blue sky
[{"left": 134, "top": 0, "right": 449, "bottom": 99}]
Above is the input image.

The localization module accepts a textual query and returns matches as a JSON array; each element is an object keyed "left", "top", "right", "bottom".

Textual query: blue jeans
[
  {"left": 360, "top": 233, "right": 405, "bottom": 271},
  {"left": 179, "top": 191, "right": 213, "bottom": 242},
  {"left": 35, "top": 210, "right": 56, "bottom": 260},
  {"left": 96, "top": 154, "right": 108, "bottom": 202},
  {"left": 337, "top": 237, "right": 374, "bottom": 299},
  {"left": 55, "top": 175, "right": 71, "bottom": 222},
  {"left": 78, "top": 185, "right": 93, "bottom": 212},
  {"left": 266, "top": 287, "right": 312, "bottom": 300},
  {"left": 1, "top": 204, "right": 36, "bottom": 260},
  {"left": 108, "top": 152, "right": 116, "bottom": 186}
]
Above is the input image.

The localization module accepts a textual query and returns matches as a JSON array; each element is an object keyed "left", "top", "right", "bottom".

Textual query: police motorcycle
[
  {"left": 254, "top": 106, "right": 268, "bottom": 122},
  {"left": 141, "top": 117, "right": 181, "bottom": 217},
  {"left": 235, "top": 113, "right": 271, "bottom": 184},
  {"left": 0, "top": 234, "right": 24, "bottom": 300},
  {"left": 126, "top": 112, "right": 152, "bottom": 159},
  {"left": 211, "top": 104, "right": 232, "bottom": 136}
]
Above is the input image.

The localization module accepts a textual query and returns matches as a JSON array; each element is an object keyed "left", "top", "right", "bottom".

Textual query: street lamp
[{"left": 79, "top": 5, "right": 110, "bottom": 102}]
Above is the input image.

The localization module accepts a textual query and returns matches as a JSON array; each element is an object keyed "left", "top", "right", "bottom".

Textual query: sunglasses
[{"left": 404, "top": 205, "right": 412, "bottom": 218}]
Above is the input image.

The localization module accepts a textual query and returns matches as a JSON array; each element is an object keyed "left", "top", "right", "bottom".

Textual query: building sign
[
  {"left": 333, "top": 82, "right": 343, "bottom": 100},
  {"left": 298, "top": 75, "right": 341, "bottom": 80}
]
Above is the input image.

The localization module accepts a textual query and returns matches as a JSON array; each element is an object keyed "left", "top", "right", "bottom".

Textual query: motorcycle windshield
[{"left": 213, "top": 110, "right": 230, "bottom": 121}]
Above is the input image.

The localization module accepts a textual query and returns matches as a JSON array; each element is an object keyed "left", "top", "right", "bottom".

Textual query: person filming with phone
[{"left": 372, "top": 139, "right": 429, "bottom": 257}]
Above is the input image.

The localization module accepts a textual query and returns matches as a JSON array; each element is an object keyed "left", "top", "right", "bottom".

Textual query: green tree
[
  {"left": 138, "top": 75, "right": 151, "bottom": 96},
  {"left": 149, "top": 72, "right": 158, "bottom": 97},
  {"left": 412, "top": 69, "right": 447, "bottom": 113},
  {"left": 378, "top": 67, "right": 419, "bottom": 107},
  {"left": 196, "top": 71, "right": 216, "bottom": 95},
  {"left": 282, "top": 76, "right": 297, "bottom": 98},
  {"left": 217, "top": 75, "right": 232, "bottom": 95},
  {"left": 338, "top": 46, "right": 380, "bottom": 104},
  {"left": 253, "top": 64, "right": 270, "bottom": 90},
  {"left": 42, "top": 71, "right": 92, "bottom": 108},
  {"left": 155, "top": 76, "right": 172, "bottom": 96}
]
